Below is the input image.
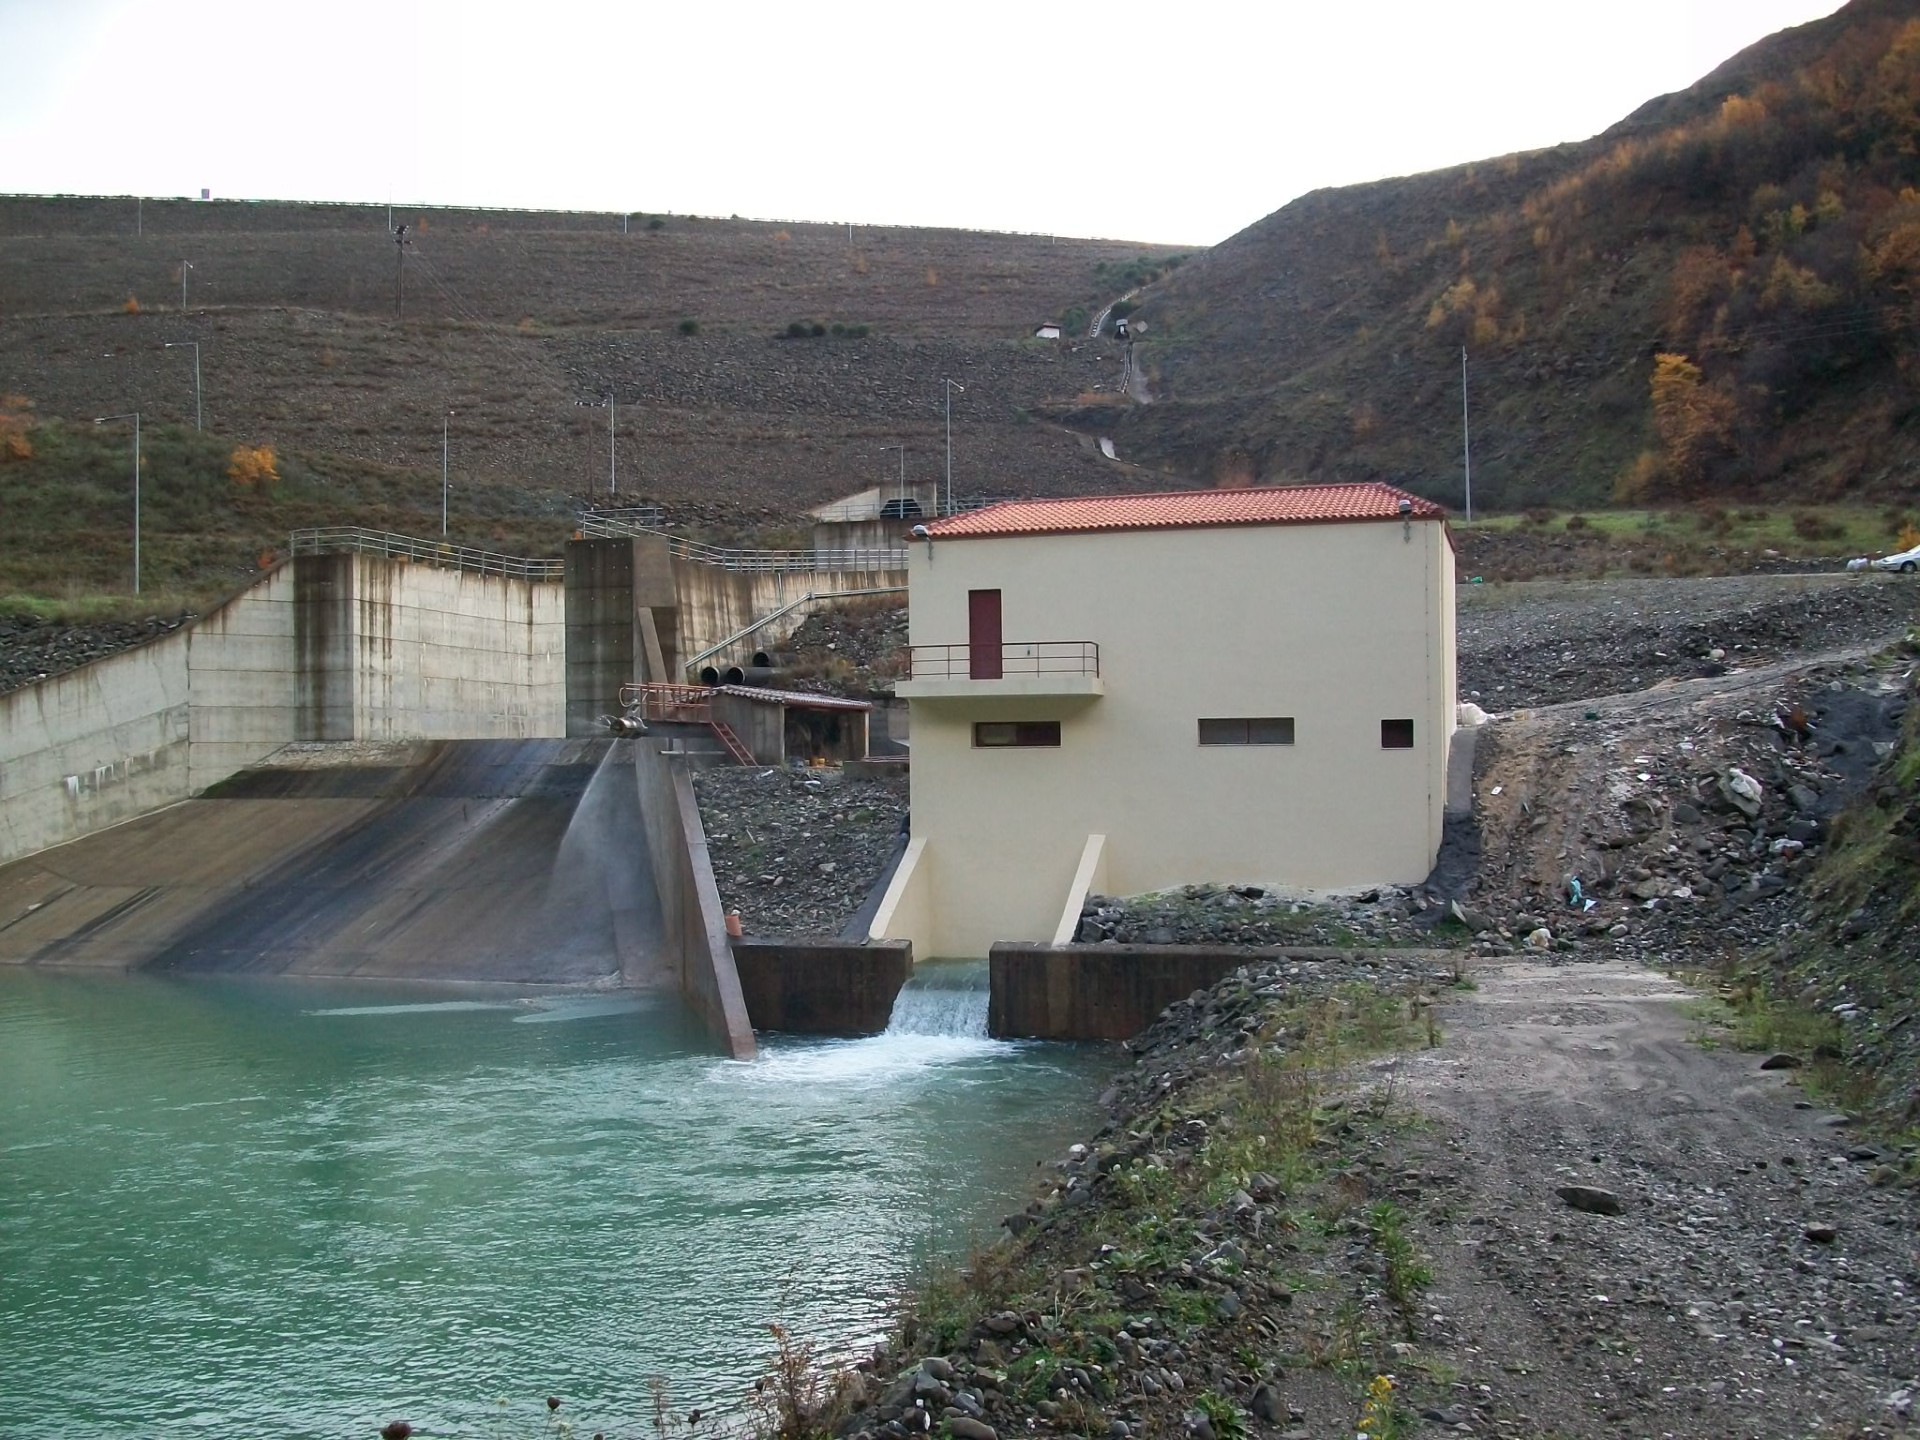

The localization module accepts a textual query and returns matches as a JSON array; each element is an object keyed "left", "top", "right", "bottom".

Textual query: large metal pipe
[
  {"left": 699, "top": 665, "right": 722, "bottom": 686},
  {"left": 723, "top": 665, "right": 747, "bottom": 685},
  {"left": 735, "top": 666, "right": 779, "bottom": 686},
  {"left": 751, "top": 650, "right": 773, "bottom": 669}
]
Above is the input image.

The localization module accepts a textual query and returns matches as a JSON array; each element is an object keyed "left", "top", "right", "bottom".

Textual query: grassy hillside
[
  {"left": 1102, "top": 0, "right": 1920, "bottom": 511},
  {"left": 0, "top": 200, "right": 1185, "bottom": 605}
]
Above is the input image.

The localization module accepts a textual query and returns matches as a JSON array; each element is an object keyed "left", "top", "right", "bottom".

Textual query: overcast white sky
[{"left": 0, "top": 0, "right": 1848, "bottom": 246}]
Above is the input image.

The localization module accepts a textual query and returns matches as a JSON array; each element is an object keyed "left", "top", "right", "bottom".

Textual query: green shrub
[{"left": 678, "top": 318, "right": 699, "bottom": 336}]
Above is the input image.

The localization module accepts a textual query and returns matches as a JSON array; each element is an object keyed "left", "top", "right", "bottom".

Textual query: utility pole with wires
[
  {"left": 943, "top": 379, "right": 964, "bottom": 516},
  {"left": 163, "top": 341, "right": 202, "bottom": 430},
  {"left": 394, "top": 225, "right": 410, "bottom": 318},
  {"left": 442, "top": 410, "right": 453, "bottom": 536},
  {"left": 1461, "top": 345, "right": 1474, "bottom": 524},
  {"left": 179, "top": 260, "right": 192, "bottom": 314},
  {"left": 608, "top": 393, "right": 617, "bottom": 495}
]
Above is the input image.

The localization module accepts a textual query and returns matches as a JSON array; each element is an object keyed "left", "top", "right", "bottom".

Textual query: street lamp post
[
  {"left": 608, "top": 393, "right": 616, "bottom": 496},
  {"left": 442, "top": 411, "right": 453, "bottom": 537},
  {"left": 942, "top": 379, "right": 965, "bottom": 516},
  {"left": 180, "top": 260, "right": 193, "bottom": 314},
  {"left": 881, "top": 444, "right": 905, "bottom": 506},
  {"left": 1461, "top": 345, "right": 1474, "bottom": 524},
  {"left": 163, "top": 341, "right": 202, "bottom": 430},
  {"left": 93, "top": 412, "right": 142, "bottom": 594}
]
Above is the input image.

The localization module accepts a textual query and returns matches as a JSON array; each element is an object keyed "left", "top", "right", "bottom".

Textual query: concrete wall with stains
[{"left": 0, "top": 554, "right": 565, "bottom": 866}]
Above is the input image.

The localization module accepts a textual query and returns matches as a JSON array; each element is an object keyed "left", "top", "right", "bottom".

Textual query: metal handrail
[
  {"left": 575, "top": 516, "right": 906, "bottom": 573},
  {"left": 682, "top": 585, "right": 905, "bottom": 675},
  {"left": 620, "top": 682, "right": 716, "bottom": 723},
  {"left": 908, "top": 640, "right": 1100, "bottom": 678},
  {"left": 289, "top": 527, "right": 564, "bottom": 580},
  {"left": 810, "top": 495, "right": 1012, "bottom": 523},
  {"left": 580, "top": 504, "right": 666, "bottom": 527}
]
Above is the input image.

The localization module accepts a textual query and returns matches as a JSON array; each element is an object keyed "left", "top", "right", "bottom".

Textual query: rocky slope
[
  {"left": 692, "top": 765, "right": 908, "bottom": 938},
  {"left": 0, "top": 609, "right": 196, "bottom": 695}
]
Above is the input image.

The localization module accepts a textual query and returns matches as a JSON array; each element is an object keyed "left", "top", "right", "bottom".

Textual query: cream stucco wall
[{"left": 893, "top": 518, "right": 1455, "bottom": 957}]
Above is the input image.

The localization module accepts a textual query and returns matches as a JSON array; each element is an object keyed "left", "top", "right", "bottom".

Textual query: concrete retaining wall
[
  {"left": 349, "top": 557, "right": 564, "bottom": 738},
  {"left": 631, "top": 738, "right": 757, "bottom": 1058},
  {"left": 731, "top": 938, "right": 911, "bottom": 1035},
  {"left": 1, "top": 554, "right": 565, "bottom": 866},
  {"left": 987, "top": 943, "right": 1453, "bottom": 1041},
  {"left": 667, "top": 555, "right": 906, "bottom": 676},
  {"left": 0, "top": 568, "right": 298, "bottom": 864},
  {"left": 565, "top": 536, "right": 904, "bottom": 728}
]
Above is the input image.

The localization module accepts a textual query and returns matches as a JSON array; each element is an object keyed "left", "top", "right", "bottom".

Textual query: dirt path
[{"left": 1398, "top": 958, "right": 1917, "bottom": 1438}]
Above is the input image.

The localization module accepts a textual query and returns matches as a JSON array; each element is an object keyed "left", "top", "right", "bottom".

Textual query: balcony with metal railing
[{"left": 893, "top": 640, "right": 1103, "bottom": 701}]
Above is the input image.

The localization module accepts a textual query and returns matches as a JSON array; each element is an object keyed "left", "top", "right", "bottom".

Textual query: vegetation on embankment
[
  {"left": 1110, "top": 0, "right": 1920, "bottom": 512},
  {"left": 821, "top": 974, "right": 1454, "bottom": 1440},
  {"left": 0, "top": 198, "right": 1181, "bottom": 517},
  {"left": 1731, "top": 652, "right": 1920, "bottom": 1137},
  {"left": 1451, "top": 501, "right": 1920, "bottom": 581},
  {"left": 0, "top": 409, "right": 575, "bottom": 617}
]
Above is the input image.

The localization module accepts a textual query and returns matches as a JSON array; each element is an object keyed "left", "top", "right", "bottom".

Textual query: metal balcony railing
[
  {"left": 907, "top": 640, "right": 1100, "bottom": 679},
  {"left": 289, "top": 527, "right": 564, "bottom": 580},
  {"left": 574, "top": 516, "right": 905, "bottom": 574}
]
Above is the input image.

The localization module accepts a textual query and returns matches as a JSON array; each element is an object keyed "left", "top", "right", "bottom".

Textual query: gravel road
[{"left": 1404, "top": 958, "right": 1918, "bottom": 1438}]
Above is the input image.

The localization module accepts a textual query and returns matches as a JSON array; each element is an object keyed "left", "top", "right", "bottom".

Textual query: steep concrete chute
[{"left": 0, "top": 738, "right": 669, "bottom": 986}]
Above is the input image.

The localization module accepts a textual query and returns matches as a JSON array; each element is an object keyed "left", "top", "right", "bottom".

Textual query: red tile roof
[{"left": 923, "top": 483, "right": 1446, "bottom": 540}]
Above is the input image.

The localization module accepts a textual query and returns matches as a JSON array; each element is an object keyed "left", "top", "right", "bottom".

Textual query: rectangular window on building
[
  {"left": 1198, "top": 717, "right": 1295, "bottom": 746},
  {"left": 974, "top": 720, "right": 1061, "bottom": 748},
  {"left": 1381, "top": 718, "right": 1415, "bottom": 748}
]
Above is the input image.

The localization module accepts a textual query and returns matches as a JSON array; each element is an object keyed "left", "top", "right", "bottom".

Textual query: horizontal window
[
  {"left": 1198, "top": 716, "right": 1295, "bottom": 746},
  {"left": 974, "top": 720, "right": 1061, "bottom": 748},
  {"left": 1381, "top": 718, "right": 1415, "bottom": 749}
]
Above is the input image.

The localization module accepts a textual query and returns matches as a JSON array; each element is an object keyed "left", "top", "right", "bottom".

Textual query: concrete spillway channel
[{"left": 0, "top": 738, "right": 672, "bottom": 987}]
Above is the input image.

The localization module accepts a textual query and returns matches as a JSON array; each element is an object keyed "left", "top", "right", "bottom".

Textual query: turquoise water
[{"left": 0, "top": 968, "right": 1108, "bottom": 1438}]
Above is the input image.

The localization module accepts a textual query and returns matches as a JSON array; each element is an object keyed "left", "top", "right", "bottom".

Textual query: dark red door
[{"left": 968, "top": 589, "right": 1002, "bottom": 679}]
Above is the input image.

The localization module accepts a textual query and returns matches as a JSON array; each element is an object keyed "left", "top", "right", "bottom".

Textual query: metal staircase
[{"left": 707, "top": 719, "right": 755, "bottom": 766}]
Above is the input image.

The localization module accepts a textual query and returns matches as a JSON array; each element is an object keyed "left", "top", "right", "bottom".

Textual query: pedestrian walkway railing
[
  {"left": 574, "top": 516, "right": 905, "bottom": 573},
  {"left": 288, "top": 527, "right": 564, "bottom": 580}
]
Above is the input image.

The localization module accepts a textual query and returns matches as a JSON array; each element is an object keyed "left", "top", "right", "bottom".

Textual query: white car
[{"left": 1847, "top": 542, "right": 1920, "bottom": 573}]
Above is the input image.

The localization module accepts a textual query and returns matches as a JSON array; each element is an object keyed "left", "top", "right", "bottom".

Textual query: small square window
[
  {"left": 974, "top": 720, "right": 1061, "bottom": 748},
  {"left": 1381, "top": 718, "right": 1415, "bottom": 748}
]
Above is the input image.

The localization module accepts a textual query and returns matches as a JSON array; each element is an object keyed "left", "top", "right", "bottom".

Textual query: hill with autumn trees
[{"left": 1101, "top": 0, "right": 1920, "bottom": 511}]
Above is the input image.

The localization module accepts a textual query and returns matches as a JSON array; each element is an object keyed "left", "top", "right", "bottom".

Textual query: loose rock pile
[
  {"left": 779, "top": 600, "right": 908, "bottom": 699},
  {"left": 0, "top": 610, "right": 196, "bottom": 695},
  {"left": 1466, "top": 656, "right": 1912, "bottom": 964},
  {"left": 692, "top": 765, "right": 907, "bottom": 938},
  {"left": 1075, "top": 883, "right": 1444, "bottom": 949}
]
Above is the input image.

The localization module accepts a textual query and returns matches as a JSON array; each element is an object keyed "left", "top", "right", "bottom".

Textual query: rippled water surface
[{"left": 0, "top": 967, "right": 1108, "bottom": 1438}]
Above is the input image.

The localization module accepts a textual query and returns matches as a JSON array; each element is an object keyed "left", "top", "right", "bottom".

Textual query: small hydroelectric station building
[{"left": 873, "top": 483, "right": 1457, "bottom": 958}]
